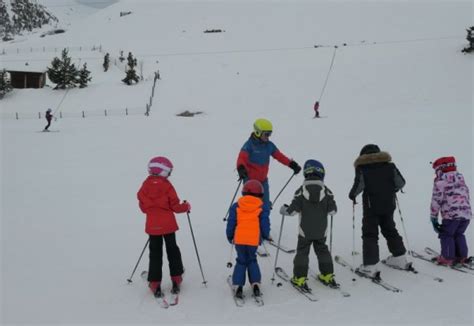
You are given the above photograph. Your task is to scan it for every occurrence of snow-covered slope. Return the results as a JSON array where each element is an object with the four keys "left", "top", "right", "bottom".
[{"left": 1, "top": 1, "right": 473, "bottom": 325}]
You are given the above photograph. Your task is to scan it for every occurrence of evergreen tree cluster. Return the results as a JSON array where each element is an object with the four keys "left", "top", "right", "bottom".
[
  {"left": 122, "top": 52, "right": 139, "bottom": 85},
  {"left": 0, "top": 0, "right": 58, "bottom": 41},
  {"left": 103, "top": 53, "right": 110, "bottom": 72},
  {"left": 47, "top": 49, "right": 91, "bottom": 89},
  {"left": 0, "top": 69, "right": 13, "bottom": 99},
  {"left": 462, "top": 26, "right": 474, "bottom": 54}
]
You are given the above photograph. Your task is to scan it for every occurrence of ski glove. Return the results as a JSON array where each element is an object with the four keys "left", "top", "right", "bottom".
[
  {"left": 289, "top": 161, "right": 301, "bottom": 174},
  {"left": 183, "top": 200, "right": 191, "bottom": 213},
  {"left": 348, "top": 194, "right": 357, "bottom": 204},
  {"left": 279, "top": 204, "right": 289, "bottom": 216},
  {"left": 264, "top": 236, "right": 273, "bottom": 242},
  {"left": 431, "top": 216, "right": 440, "bottom": 233},
  {"left": 227, "top": 236, "right": 233, "bottom": 244},
  {"left": 237, "top": 165, "right": 248, "bottom": 181}
]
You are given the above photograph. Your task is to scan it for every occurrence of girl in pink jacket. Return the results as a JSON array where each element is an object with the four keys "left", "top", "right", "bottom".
[{"left": 430, "top": 156, "right": 472, "bottom": 265}]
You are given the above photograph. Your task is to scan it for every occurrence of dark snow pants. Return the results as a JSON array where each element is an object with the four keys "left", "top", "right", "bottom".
[
  {"left": 147, "top": 233, "right": 184, "bottom": 282},
  {"left": 362, "top": 211, "right": 406, "bottom": 265},
  {"left": 439, "top": 218, "right": 470, "bottom": 260},
  {"left": 293, "top": 236, "right": 334, "bottom": 277},
  {"left": 44, "top": 119, "right": 51, "bottom": 130}
]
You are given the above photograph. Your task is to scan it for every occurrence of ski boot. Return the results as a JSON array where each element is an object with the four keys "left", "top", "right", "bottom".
[
  {"left": 171, "top": 275, "right": 182, "bottom": 294},
  {"left": 235, "top": 286, "right": 244, "bottom": 299},
  {"left": 356, "top": 264, "right": 381, "bottom": 279},
  {"left": 318, "top": 273, "right": 340, "bottom": 288},
  {"left": 149, "top": 281, "right": 163, "bottom": 298},
  {"left": 384, "top": 254, "right": 413, "bottom": 270},
  {"left": 431, "top": 255, "right": 454, "bottom": 266},
  {"left": 252, "top": 283, "right": 261, "bottom": 297},
  {"left": 291, "top": 276, "right": 311, "bottom": 293},
  {"left": 457, "top": 256, "right": 473, "bottom": 266}
]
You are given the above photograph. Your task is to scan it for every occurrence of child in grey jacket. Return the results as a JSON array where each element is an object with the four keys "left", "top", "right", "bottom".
[{"left": 280, "top": 159, "right": 338, "bottom": 291}]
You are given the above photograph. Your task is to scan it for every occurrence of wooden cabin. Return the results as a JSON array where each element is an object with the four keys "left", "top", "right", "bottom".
[{"left": 7, "top": 70, "right": 47, "bottom": 89}]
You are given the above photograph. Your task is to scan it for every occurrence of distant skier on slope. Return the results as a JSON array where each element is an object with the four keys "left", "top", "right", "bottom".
[
  {"left": 313, "top": 101, "right": 320, "bottom": 118},
  {"left": 430, "top": 156, "right": 472, "bottom": 266},
  {"left": 43, "top": 108, "right": 53, "bottom": 131}
]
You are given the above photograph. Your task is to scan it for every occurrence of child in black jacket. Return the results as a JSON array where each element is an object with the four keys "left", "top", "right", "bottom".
[{"left": 349, "top": 144, "right": 409, "bottom": 277}]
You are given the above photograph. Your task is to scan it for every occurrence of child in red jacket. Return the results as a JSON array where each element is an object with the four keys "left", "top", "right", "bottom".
[{"left": 137, "top": 156, "right": 191, "bottom": 298}]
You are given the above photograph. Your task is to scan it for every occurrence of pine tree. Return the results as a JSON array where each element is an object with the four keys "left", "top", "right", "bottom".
[
  {"left": 103, "top": 53, "right": 110, "bottom": 72},
  {"left": 122, "top": 52, "right": 139, "bottom": 85},
  {"left": 47, "top": 49, "right": 79, "bottom": 89},
  {"left": 0, "top": 1, "right": 14, "bottom": 41},
  {"left": 47, "top": 57, "right": 62, "bottom": 85},
  {"left": 7, "top": 0, "right": 57, "bottom": 38},
  {"left": 462, "top": 26, "right": 474, "bottom": 54},
  {"left": 0, "top": 69, "right": 13, "bottom": 99},
  {"left": 78, "top": 63, "right": 91, "bottom": 88},
  {"left": 467, "top": 27, "right": 474, "bottom": 49}
]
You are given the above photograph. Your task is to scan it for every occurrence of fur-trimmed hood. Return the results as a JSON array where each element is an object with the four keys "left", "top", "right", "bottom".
[{"left": 354, "top": 151, "right": 392, "bottom": 167}]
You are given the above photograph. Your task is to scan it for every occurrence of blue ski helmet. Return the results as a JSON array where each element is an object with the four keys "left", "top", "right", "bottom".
[{"left": 303, "top": 159, "right": 325, "bottom": 180}]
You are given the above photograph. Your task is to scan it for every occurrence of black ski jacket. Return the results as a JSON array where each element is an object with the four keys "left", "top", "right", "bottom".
[{"left": 349, "top": 151, "right": 405, "bottom": 214}]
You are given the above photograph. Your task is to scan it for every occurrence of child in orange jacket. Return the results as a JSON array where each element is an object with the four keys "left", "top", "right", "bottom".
[
  {"left": 137, "top": 156, "right": 191, "bottom": 298},
  {"left": 226, "top": 179, "right": 271, "bottom": 299}
]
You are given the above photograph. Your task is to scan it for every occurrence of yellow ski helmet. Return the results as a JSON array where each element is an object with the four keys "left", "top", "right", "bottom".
[{"left": 253, "top": 118, "right": 273, "bottom": 137}]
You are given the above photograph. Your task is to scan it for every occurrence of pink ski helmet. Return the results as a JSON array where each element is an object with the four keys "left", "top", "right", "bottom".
[{"left": 148, "top": 156, "right": 173, "bottom": 177}]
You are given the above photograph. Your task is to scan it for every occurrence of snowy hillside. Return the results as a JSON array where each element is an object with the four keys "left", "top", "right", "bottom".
[{"left": 1, "top": 0, "right": 473, "bottom": 325}]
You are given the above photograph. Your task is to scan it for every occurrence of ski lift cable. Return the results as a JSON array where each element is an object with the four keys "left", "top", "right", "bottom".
[{"left": 318, "top": 46, "right": 337, "bottom": 103}]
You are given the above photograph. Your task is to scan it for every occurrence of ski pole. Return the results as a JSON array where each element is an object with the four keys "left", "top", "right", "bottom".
[
  {"left": 126, "top": 238, "right": 149, "bottom": 283},
  {"left": 187, "top": 212, "right": 208, "bottom": 286},
  {"left": 395, "top": 195, "right": 412, "bottom": 256},
  {"left": 329, "top": 214, "right": 334, "bottom": 253},
  {"left": 223, "top": 179, "right": 242, "bottom": 222},
  {"left": 351, "top": 203, "right": 357, "bottom": 274},
  {"left": 226, "top": 242, "right": 234, "bottom": 268},
  {"left": 271, "top": 173, "right": 296, "bottom": 209},
  {"left": 271, "top": 213, "right": 286, "bottom": 284}
]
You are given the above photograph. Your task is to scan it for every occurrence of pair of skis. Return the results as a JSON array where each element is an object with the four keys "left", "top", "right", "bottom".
[
  {"left": 334, "top": 256, "right": 403, "bottom": 292},
  {"left": 227, "top": 276, "right": 264, "bottom": 307},
  {"left": 335, "top": 250, "right": 447, "bottom": 293},
  {"left": 274, "top": 267, "right": 319, "bottom": 301},
  {"left": 307, "top": 270, "right": 351, "bottom": 297},
  {"left": 411, "top": 247, "right": 474, "bottom": 275},
  {"left": 141, "top": 271, "right": 179, "bottom": 309},
  {"left": 274, "top": 267, "right": 352, "bottom": 300},
  {"left": 380, "top": 257, "right": 444, "bottom": 282}
]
